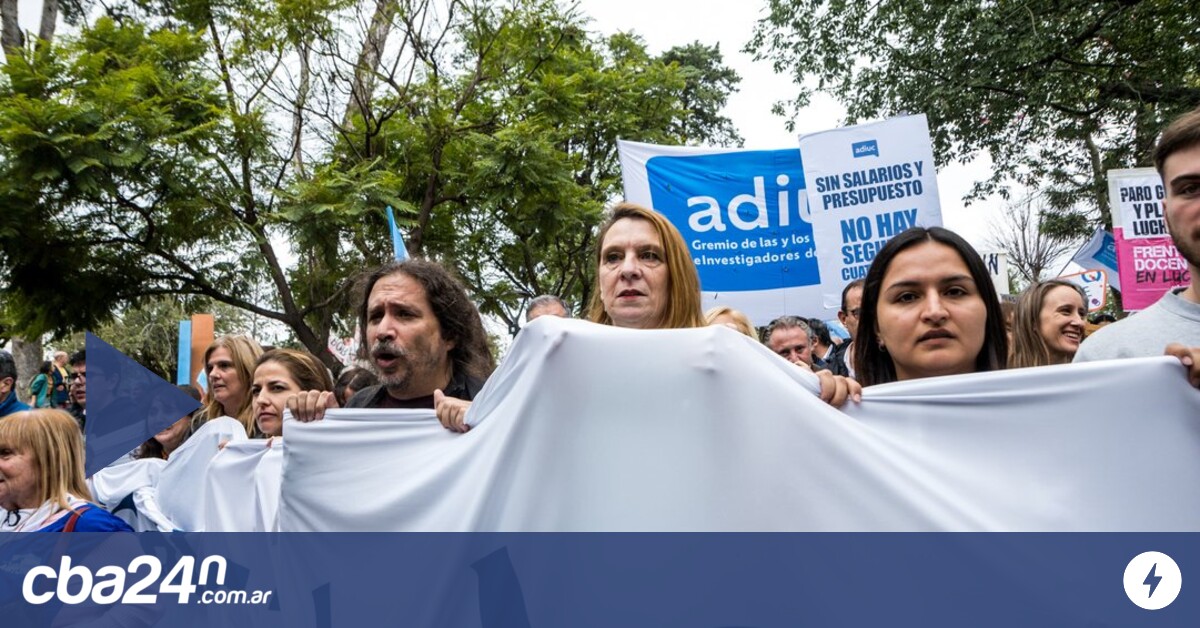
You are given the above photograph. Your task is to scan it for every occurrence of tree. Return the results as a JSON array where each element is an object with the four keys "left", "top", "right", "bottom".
[
  {"left": 660, "top": 41, "right": 742, "bottom": 147},
  {"left": 0, "top": 8, "right": 406, "bottom": 370},
  {"left": 0, "top": 0, "right": 742, "bottom": 362},
  {"left": 1, "top": 0, "right": 92, "bottom": 60},
  {"left": 414, "top": 27, "right": 744, "bottom": 332},
  {"left": 0, "top": 0, "right": 94, "bottom": 395},
  {"left": 988, "top": 194, "right": 1074, "bottom": 288},
  {"left": 283, "top": 0, "right": 742, "bottom": 335},
  {"left": 748, "top": 0, "right": 1200, "bottom": 235}
]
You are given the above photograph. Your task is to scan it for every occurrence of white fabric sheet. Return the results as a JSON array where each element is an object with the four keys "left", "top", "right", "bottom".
[
  {"left": 278, "top": 318, "right": 1200, "bottom": 532},
  {"left": 204, "top": 439, "right": 284, "bottom": 532},
  {"left": 154, "top": 416, "right": 247, "bottom": 531},
  {"left": 89, "top": 458, "right": 165, "bottom": 511},
  {"left": 88, "top": 457, "right": 176, "bottom": 531}
]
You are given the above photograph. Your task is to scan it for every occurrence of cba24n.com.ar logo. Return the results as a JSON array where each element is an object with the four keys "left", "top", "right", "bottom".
[{"left": 22, "top": 554, "right": 273, "bottom": 606}]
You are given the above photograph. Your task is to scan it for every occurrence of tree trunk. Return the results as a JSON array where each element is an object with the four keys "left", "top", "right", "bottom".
[
  {"left": 38, "top": 0, "right": 57, "bottom": 42},
  {"left": 292, "top": 38, "right": 310, "bottom": 176},
  {"left": 11, "top": 337, "right": 43, "bottom": 405},
  {"left": 1083, "top": 132, "right": 1111, "bottom": 229},
  {"left": 1, "top": 0, "right": 25, "bottom": 61},
  {"left": 342, "top": 0, "right": 397, "bottom": 130},
  {"left": 288, "top": 312, "right": 340, "bottom": 373}
]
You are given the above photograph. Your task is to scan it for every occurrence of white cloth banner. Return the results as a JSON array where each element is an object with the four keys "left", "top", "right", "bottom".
[
  {"left": 89, "top": 457, "right": 165, "bottom": 511},
  {"left": 88, "top": 458, "right": 177, "bottom": 531},
  {"left": 84, "top": 417, "right": 248, "bottom": 531},
  {"left": 278, "top": 317, "right": 1200, "bottom": 532},
  {"left": 154, "top": 416, "right": 247, "bottom": 531},
  {"left": 204, "top": 439, "right": 284, "bottom": 532},
  {"left": 798, "top": 114, "right": 943, "bottom": 308}
]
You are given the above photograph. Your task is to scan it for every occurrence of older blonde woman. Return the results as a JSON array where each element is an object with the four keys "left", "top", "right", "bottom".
[
  {"left": 704, "top": 306, "right": 757, "bottom": 339},
  {"left": 587, "top": 202, "right": 706, "bottom": 329},
  {"left": 0, "top": 409, "right": 133, "bottom": 532},
  {"left": 587, "top": 202, "right": 859, "bottom": 406},
  {"left": 199, "top": 335, "right": 264, "bottom": 437}
]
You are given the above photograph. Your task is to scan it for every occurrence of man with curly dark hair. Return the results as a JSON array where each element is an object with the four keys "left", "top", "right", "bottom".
[{"left": 288, "top": 259, "right": 495, "bottom": 428}]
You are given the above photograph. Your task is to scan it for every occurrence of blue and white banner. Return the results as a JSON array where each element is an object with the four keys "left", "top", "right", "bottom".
[
  {"left": 798, "top": 114, "right": 943, "bottom": 308},
  {"left": 176, "top": 320, "right": 192, "bottom": 386},
  {"left": 385, "top": 205, "right": 409, "bottom": 261},
  {"left": 1070, "top": 226, "right": 1121, "bottom": 291},
  {"left": 618, "top": 140, "right": 822, "bottom": 323}
]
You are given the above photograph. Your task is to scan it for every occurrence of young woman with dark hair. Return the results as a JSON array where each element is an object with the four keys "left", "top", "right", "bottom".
[{"left": 854, "top": 227, "right": 1008, "bottom": 386}]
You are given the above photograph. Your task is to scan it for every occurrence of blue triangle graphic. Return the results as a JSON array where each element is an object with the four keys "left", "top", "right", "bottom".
[{"left": 85, "top": 332, "right": 202, "bottom": 475}]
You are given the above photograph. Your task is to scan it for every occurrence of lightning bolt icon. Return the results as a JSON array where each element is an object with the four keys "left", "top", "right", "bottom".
[{"left": 1144, "top": 563, "right": 1162, "bottom": 598}]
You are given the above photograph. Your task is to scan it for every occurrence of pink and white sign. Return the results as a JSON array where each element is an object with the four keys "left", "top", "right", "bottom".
[{"left": 1107, "top": 168, "right": 1190, "bottom": 310}]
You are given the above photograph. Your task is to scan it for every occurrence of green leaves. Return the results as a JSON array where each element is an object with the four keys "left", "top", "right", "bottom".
[
  {"left": 276, "top": 160, "right": 412, "bottom": 223},
  {"left": 384, "top": 5, "right": 742, "bottom": 331},
  {"left": 0, "top": 18, "right": 229, "bottom": 337},
  {"left": 749, "top": 0, "right": 1200, "bottom": 228},
  {"left": 1, "top": 0, "right": 743, "bottom": 354}
]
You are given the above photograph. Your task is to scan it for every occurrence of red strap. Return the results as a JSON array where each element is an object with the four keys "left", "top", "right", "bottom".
[{"left": 63, "top": 505, "right": 90, "bottom": 532}]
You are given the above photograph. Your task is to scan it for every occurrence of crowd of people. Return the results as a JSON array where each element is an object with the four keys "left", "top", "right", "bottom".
[{"left": 1, "top": 107, "right": 1198, "bottom": 533}]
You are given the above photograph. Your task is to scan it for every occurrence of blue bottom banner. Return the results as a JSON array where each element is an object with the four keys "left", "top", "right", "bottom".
[{"left": 0, "top": 533, "right": 1193, "bottom": 627}]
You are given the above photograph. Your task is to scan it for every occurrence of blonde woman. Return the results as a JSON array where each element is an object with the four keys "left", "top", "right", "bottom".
[
  {"left": 585, "top": 202, "right": 858, "bottom": 407},
  {"left": 199, "top": 335, "right": 263, "bottom": 437},
  {"left": 587, "top": 202, "right": 706, "bottom": 329},
  {"left": 0, "top": 409, "right": 133, "bottom": 532},
  {"left": 1010, "top": 280, "right": 1088, "bottom": 368},
  {"left": 704, "top": 306, "right": 757, "bottom": 338}
]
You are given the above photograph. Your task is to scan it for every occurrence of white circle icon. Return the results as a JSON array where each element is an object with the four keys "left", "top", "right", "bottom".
[{"left": 1123, "top": 551, "right": 1181, "bottom": 610}]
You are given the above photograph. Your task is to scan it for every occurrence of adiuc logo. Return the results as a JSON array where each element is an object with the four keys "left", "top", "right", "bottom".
[
  {"left": 644, "top": 148, "right": 820, "bottom": 291},
  {"left": 852, "top": 139, "right": 879, "bottom": 159}
]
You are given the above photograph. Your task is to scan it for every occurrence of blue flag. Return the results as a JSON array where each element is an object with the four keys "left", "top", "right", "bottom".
[
  {"left": 385, "top": 206, "right": 409, "bottom": 261},
  {"left": 1069, "top": 227, "right": 1120, "bottom": 291}
]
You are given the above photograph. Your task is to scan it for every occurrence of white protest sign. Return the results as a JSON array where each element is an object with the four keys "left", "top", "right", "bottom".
[
  {"left": 798, "top": 114, "right": 943, "bottom": 308},
  {"left": 327, "top": 336, "right": 359, "bottom": 367},
  {"left": 1059, "top": 270, "right": 1109, "bottom": 312},
  {"left": 979, "top": 250, "right": 1009, "bottom": 296}
]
